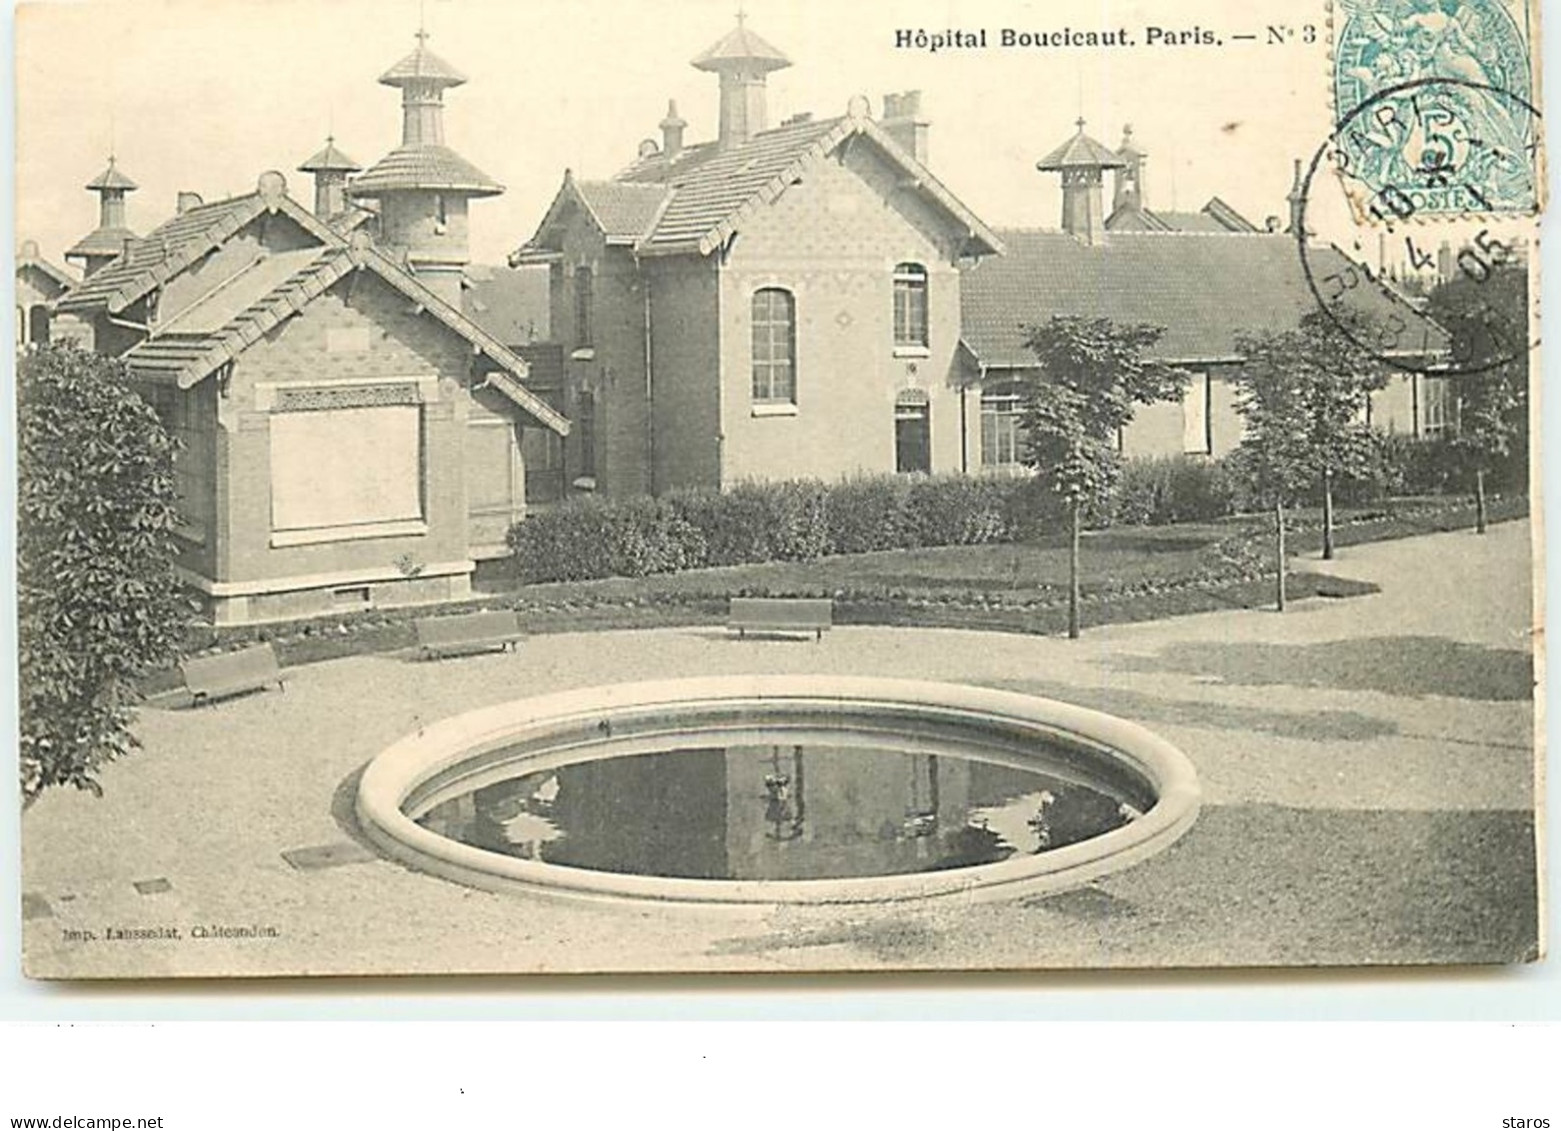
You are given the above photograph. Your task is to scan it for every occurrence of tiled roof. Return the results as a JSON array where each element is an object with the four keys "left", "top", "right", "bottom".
[
  {"left": 462, "top": 262, "right": 550, "bottom": 345},
  {"left": 603, "top": 113, "right": 1001, "bottom": 258},
  {"left": 1037, "top": 123, "right": 1126, "bottom": 170},
  {"left": 66, "top": 226, "right": 139, "bottom": 261},
  {"left": 86, "top": 158, "right": 138, "bottom": 192},
  {"left": 17, "top": 249, "right": 76, "bottom": 291},
  {"left": 299, "top": 137, "right": 361, "bottom": 173},
  {"left": 378, "top": 43, "right": 466, "bottom": 87},
  {"left": 122, "top": 245, "right": 567, "bottom": 436},
  {"left": 960, "top": 229, "right": 1446, "bottom": 368},
  {"left": 575, "top": 181, "right": 671, "bottom": 243},
  {"left": 690, "top": 22, "right": 791, "bottom": 72},
  {"left": 348, "top": 144, "right": 502, "bottom": 196},
  {"left": 158, "top": 247, "right": 329, "bottom": 334},
  {"left": 1109, "top": 199, "right": 1260, "bottom": 235},
  {"left": 57, "top": 188, "right": 341, "bottom": 315}
]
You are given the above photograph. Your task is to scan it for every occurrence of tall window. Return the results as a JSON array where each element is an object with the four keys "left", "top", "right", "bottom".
[
  {"left": 980, "top": 384, "right": 1023, "bottom": 468},
  {"left": 1182, "top": 372, "right": 1212, "bottom": 455},
  {"left": 575, "top": 390, "right": 596, "bottom": 482},
  {"left": 27, "top": 305, "right": 50, "bottom": 346},
  {"left": 751, "top": 288, "right": 796, "bottom": 404},
  {"left": 573, "top": 266, "right": 593, "bottom": 350},
  {"left": 893, "top": 262, "right": 928, "bottom": 349},
  {"left": 895, "top": 392, "right": 931, "bottom": 474},
  {"left": 1422, "top": 376, "right": 1456, "bottom": 437}
]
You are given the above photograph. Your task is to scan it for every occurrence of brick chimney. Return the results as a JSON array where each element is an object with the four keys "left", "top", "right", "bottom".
[
  {"left": 881, "top": 90, "right": 929, "bottom": 164},
  {"left": 660, "top": 99, "right": 687, "bottom": 160}
]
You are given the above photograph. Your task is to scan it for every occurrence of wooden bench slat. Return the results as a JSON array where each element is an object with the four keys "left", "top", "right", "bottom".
[
  {"left": 728, "top": 597, "right": 833, "bottom": 640},
  {"left": 181, "top": 643, "right": 285, "bottom": 705},
  {"left": 415, "top": 610, "right": 526, "bottom": 659}
]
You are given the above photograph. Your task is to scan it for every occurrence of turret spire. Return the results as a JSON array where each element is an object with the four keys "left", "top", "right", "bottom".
[
  {"left": 692, "top": 16, "right": 791, "bottom": 148},
  {"left": 1037, "top": 118, "right": 1124, "bottom": 246},
  {"left": 67, "top": 155, "right": 140, "bottom": 277}
]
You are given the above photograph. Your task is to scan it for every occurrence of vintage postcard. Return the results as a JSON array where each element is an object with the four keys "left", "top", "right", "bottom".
[{"left": 13, "top": 0, "right": 1545, "bottom": 977}]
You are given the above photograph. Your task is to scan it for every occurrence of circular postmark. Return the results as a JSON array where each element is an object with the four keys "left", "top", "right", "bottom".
[{"left": 1296, "top": 76, "right": 1539, "bottom": 376}]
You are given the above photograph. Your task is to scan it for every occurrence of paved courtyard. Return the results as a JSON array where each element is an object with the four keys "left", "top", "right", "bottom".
[{"left": 22, "top": 521, "right": 1541, "bottom": 977}]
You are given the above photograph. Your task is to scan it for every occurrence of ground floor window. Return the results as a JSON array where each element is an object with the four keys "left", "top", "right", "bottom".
[
  {"left": 895, "top": 392, "right": 931, "bottom": 474},
  {"left": 1182, "top": 371, "right": 1212, "bottom": 455},
  {"left": 270, "top": 405, "right": 423, "bottom": 534},
  {"left": 574, "top": 390, "right": 596, "bottom": 486},
  {"left": 1421, "top": 376, "right": 1457, "bottom": 437},
  {"left": 980, "top": 385, "right": 1023, "bottom": 468}
]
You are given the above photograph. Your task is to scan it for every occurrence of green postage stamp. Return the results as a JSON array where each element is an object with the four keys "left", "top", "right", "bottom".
[{"left": 1331, "top": 0, "right": 1542, "bottom": 220}]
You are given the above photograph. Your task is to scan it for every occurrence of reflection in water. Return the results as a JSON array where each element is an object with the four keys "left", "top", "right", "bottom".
[{"left": 416, "top": 739, "right": 1136, "bottom": 883}]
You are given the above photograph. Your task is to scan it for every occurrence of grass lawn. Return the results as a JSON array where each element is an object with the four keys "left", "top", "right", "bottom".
[{"left": 159, "top": 493, "right": 1525, "bottom": 679}]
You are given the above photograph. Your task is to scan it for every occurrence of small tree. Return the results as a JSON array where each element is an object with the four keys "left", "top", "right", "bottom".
[
  {"left": 1017, "top": 316, "right": 1186, "bottom": 638},
  {"left": 18, "top": 343, "right": 190, "bottom": 808},
  {"left": 1229, "top": 309, "right": 1391, "bottom": 607},
  {"left": 1426, "top": 261, "right": 1530, "bottom": 533}
]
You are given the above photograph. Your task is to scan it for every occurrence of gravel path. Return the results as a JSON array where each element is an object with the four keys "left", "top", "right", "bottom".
[{"left": 21, "top": 520, "right": 1540, "bottom": 976}]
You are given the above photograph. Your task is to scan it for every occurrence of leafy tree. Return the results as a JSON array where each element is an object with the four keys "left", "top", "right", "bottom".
[
  {"left": 1017, "top": 316, "right": 1186, "bottom": 638},
  {"left": 1228, "top": 309, "right": 1392, "bottom": 609},
  {"left": 1426, "top": 255, "right": 1530, "bottom": 533},
  {"left": 18, "top": 343, "right": 190, "bottom": 808}
]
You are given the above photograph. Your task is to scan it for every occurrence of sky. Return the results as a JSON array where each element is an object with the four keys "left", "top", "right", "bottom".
[{"left": 14, "top": 0, "right": 1407, "bottom": 272}]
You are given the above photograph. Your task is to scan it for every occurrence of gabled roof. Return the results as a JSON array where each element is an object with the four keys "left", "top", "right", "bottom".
[
  {"left": 513, "top": 175, "right": 671, "bottom": 258},
  {"left": 690, "top": 21, "right": 791, "bottom": 73},
  {"left": 57, "top": 184, "right": 344, "bottom": 315},
  {"left": 1107, "top": 196, "right": 1261, "bottom": 234},
  {"left": 562, "top": 111, "right": 1001, "bottom": 260},
  {"left": 122, "top": 244, "right": 568, "bottom": 435},
  {"left": 16, "top": 244, "right": 75, "bottom": 292},
  {"left": 1037, "top": 121, "right": 1126, "bottom": 171},
  {"left": 960, "top": 229, "right": 1446, "bottom": 369},
  {"left": 347, "top": 144, "right": 503, "bottom": 197}
]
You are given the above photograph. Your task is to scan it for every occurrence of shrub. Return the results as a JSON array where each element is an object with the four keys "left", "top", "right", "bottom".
[
  {"left": 1097, "top": 456, "right": 1238, "bottom": 526},
  {"left": 18, "top": 344, "right": 191, "bottom": 806},
  {"left": 1377, "top": 433, "right": 1457, "bottom": 497},
  {"left": 824, "top": 476, "right": 915, "bottom": 554},
  {"left": 510, "top": 494, "right": 699, "bottom": 582},
  {"left": 905, "top": 475, "right": 1017, "bottom": 545}
]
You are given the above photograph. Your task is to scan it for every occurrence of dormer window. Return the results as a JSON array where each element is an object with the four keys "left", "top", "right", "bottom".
[{"left": 893, "top": 262, "right": 928, "bottom": 350}]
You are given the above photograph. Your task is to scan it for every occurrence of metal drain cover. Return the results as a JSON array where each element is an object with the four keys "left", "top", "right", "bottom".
[{"left": 282, "top": 842, "right": 377, "bottom": 871}]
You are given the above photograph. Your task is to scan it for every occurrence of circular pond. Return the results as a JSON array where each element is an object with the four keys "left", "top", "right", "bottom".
[{"left": 356, "top": 677, "right": 1201, "bottom": 905}]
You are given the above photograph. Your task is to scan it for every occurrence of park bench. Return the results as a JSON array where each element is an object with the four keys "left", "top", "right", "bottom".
[
  {"left": 728, "top": 597, "right": 833, "bottom": 641},
  {"left": 182, "top": 643, "right": 286, "bottom": 707},
  {"left": 415, "top": 609, "right": 526, "bottom": 660}
]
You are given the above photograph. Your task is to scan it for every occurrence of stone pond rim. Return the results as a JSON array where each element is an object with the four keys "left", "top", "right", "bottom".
[{"left": 355, "top": 676, "right": 1203, "bottom": 906}]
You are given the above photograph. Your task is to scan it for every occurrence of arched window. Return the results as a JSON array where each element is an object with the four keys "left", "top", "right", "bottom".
[
  {"left": 28, "top": 305, "right": 51, "bottom": 347},
  {"left": 751, "top": 288, "right": 796, "bottom": 404},
  {"left": 893, "top": 262, "right": 928, "bottom": 349}
]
